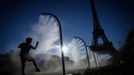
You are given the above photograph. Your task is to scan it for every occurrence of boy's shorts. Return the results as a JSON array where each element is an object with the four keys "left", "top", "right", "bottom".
[{"left": 20, "top": 53, "right": 33, "bottom": 63}]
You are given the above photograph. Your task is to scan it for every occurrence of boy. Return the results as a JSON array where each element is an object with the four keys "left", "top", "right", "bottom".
[{"left": 18, "top": 37, "right": 40, "bottom": 75}]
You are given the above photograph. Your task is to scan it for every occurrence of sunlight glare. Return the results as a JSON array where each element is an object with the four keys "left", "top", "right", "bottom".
[{"left": 62, "top": 45, "right": 69, "bottom": 54}]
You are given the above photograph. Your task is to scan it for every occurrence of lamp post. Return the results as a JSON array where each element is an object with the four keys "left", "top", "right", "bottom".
[
  {"left": 73, "top": 36, "right": 90, "bottom": 68},
  {"left": 41, "top": 13, "right": 66, "bottom": 75}
]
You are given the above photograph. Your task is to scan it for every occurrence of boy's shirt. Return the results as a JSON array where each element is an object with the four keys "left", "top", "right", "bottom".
[{"left": 18, "top": 42, "right": 34, "bottom": 54}]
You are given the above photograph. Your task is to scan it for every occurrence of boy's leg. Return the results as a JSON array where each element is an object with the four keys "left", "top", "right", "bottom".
[
  {"left": 21, "top": 57, "right": 26, "bottom": 75},
  {"left": 32, "top": 59, "right": 40, "bottom": 72},
  {"left": 27, "top": 55, "right": 40, "bottom": 72},
  {"left": 22, "top": 62, "right": 26, "bottom": 75}
]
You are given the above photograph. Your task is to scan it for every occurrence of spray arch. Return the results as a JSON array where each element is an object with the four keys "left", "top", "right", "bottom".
[
  {"left": 72, "top": 36, "right": 90, "bottom": 68},
  {"left": 41, "top": 13, "right": 66, "bottom": 75}
]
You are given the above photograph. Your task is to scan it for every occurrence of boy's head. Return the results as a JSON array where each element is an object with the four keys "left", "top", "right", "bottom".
[{"left": 26, "top": 37, "right": 32, "bottom": 44}]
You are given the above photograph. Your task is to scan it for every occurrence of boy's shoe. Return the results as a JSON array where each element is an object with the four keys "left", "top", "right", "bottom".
[
  {"left": 35, "top": 68, "right": 40, "bottom": 72},
  {"left": 22, "top": 73, "right": 25, "bottom": 75}
]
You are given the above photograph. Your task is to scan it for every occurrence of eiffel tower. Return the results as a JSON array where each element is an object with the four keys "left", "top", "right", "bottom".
[{"left": 89, "top": 0, "right": 118, "bottom": 57}]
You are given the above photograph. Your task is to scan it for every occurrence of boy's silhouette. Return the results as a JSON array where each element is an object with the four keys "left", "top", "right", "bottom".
[{"left": 18, "top": 37, "right": 40, "bottom": 75}]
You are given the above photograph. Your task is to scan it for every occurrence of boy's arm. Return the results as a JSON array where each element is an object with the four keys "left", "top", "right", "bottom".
[{"left": 32, "top": 41, "right": 39, "bottom": 49}]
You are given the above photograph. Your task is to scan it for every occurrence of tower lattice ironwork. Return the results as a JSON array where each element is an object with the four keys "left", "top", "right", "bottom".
[{"left": 89, "top": 0, "right": 118, "bottom": 57}]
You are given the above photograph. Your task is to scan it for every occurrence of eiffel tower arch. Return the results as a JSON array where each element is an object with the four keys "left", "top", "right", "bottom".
[{"left": 89, "top": 0, "right": 118, "bottom": 57}]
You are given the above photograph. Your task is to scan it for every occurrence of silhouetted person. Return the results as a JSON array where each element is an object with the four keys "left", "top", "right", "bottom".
[{"left": 18, "top": 37, "right": 40, "bottom": 75}]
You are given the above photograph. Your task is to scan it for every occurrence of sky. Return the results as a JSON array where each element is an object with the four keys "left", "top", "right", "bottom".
[{"left": 0, "top": 0, "right": 134, "bottom": 54}]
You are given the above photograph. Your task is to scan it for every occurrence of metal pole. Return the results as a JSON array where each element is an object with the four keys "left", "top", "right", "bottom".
[
  {"left": 93, "top": 52, "right": 98, "bottom": 67},
  {"left": 96, "top": 53, "right": 100, "bottom": 66},
  {"left": 41, "top": 13, "right": 66, "bottom": 75},
  {"left": 74, "top": 36, "right": 90, "bottom": 68}
]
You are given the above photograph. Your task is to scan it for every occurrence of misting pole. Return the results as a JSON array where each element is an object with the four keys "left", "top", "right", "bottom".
[
  {"left": 41, "top": 13, "right": 66, "bottom": 75},
  {"left": 74, "top": 36, "right": 90, "bottom": 68}
]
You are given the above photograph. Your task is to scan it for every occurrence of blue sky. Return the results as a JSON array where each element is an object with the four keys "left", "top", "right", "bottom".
[{"left": 0, "top": 0, "right": 134, "bottom": 53}]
